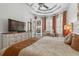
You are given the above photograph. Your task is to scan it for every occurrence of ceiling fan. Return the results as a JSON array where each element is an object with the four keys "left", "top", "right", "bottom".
[
  {"left": 27, "top": 3, "right": 58, "bottom": 11},
  {"left": 38, "top": 3, "right": 49, "bottom": 10}
]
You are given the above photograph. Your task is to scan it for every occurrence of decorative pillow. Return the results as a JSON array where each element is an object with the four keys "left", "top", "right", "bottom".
[
  {"left": 71, "top": 34, "right": 79, "bottom": 51},
  {"left": 64, "top": 33, "right": 73, "bottom": 45}
]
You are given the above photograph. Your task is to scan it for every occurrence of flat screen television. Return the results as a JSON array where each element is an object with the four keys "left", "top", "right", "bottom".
[{"left": 8, "top": 19, "right": 26, "bottom": 32}]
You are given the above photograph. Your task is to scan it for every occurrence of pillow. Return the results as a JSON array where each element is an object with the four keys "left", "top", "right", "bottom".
[
  {"left": 64, "top": 33, "right": 73, "bottom": 45},
  {"left": 71, "top": 34, "right": 79, "bottom": 51}
]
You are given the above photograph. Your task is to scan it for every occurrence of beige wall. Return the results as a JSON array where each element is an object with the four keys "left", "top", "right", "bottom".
[
  {"left": 0, "top": 3, "right": 34, "bottom": 50},
  {"left": 0, "top": 3, "right": 34, "bottom": 33},
  {"left": 67, "top": 3, "right": 77, "bottom": 23}
]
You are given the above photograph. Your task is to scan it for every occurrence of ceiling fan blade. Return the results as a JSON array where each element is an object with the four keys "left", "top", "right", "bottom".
[
  {"left": 38, "top": 3, "right": 49, "bottom": 10},
  {"left": 43, "top": 4, "right": 49, "bottom": 9},
  {"left": 38, "top": 3, "right": 44, "bottom": 10},
  {"left": 30, "top": 3, "right": 34, "bottom": 6}
]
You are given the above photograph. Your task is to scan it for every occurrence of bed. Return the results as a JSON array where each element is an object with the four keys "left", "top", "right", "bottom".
[{"left": 0, "top": 36, "right": 79, "bottom": 56}]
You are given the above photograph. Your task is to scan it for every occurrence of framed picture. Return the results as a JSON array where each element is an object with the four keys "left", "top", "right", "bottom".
[
  {"left": 37, "top": 27, "right": 41, "bottom": 33},
  {"left": 28, "top": 22, "right": 32, "bottom": 31},
  {"left": 37, "top": 20, "right": 41, "bottom": 26}
]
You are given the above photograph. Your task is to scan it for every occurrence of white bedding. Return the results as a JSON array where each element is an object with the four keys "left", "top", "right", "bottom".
[{"left": 18, "top": 36, "right": 79, "bottom": 56}]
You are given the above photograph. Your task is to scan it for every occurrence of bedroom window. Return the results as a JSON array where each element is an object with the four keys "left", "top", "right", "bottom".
[{"left": 56, "top": 14, "right": 63, "bottom": 36}]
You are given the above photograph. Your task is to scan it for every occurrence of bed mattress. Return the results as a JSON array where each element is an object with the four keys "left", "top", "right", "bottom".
[
  {"left": 0, "top": 36, "right": 79, "bottom": 56},
  {"left": 19, "top": 36, "right": 79, "bottom": 56}
]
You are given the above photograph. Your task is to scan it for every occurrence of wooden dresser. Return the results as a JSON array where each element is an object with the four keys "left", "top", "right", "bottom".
[{"left": 2, "top": 32, "right": 32, "bottom": 49}]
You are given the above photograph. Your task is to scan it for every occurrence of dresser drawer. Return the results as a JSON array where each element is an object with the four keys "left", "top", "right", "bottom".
[
  {"left": 2, "top": 32, "right": 29, "bottom": 48},
  {"left": 9, "top": 39, "right": 17, "bottom": 45}
]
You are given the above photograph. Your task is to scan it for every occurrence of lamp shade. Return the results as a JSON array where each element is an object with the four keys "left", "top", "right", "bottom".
[{"left": 64, "top": 24, "right": 72, "bottom": 36}]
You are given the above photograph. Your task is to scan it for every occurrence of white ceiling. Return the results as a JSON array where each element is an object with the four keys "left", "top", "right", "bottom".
[{"left": 26, "top": 3, "right": 69, "bottom": 16}]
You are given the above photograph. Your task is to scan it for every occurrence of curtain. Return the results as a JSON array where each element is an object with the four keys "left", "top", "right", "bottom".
[
  {"left": 52, "top": 16, "right": 56, "bottom": 33},
  {"left": 42, "top": 16, "right": 46, "bottom": 32},
  {"left": 63, "top": 11, "right": 67, "bottom": 36}
]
